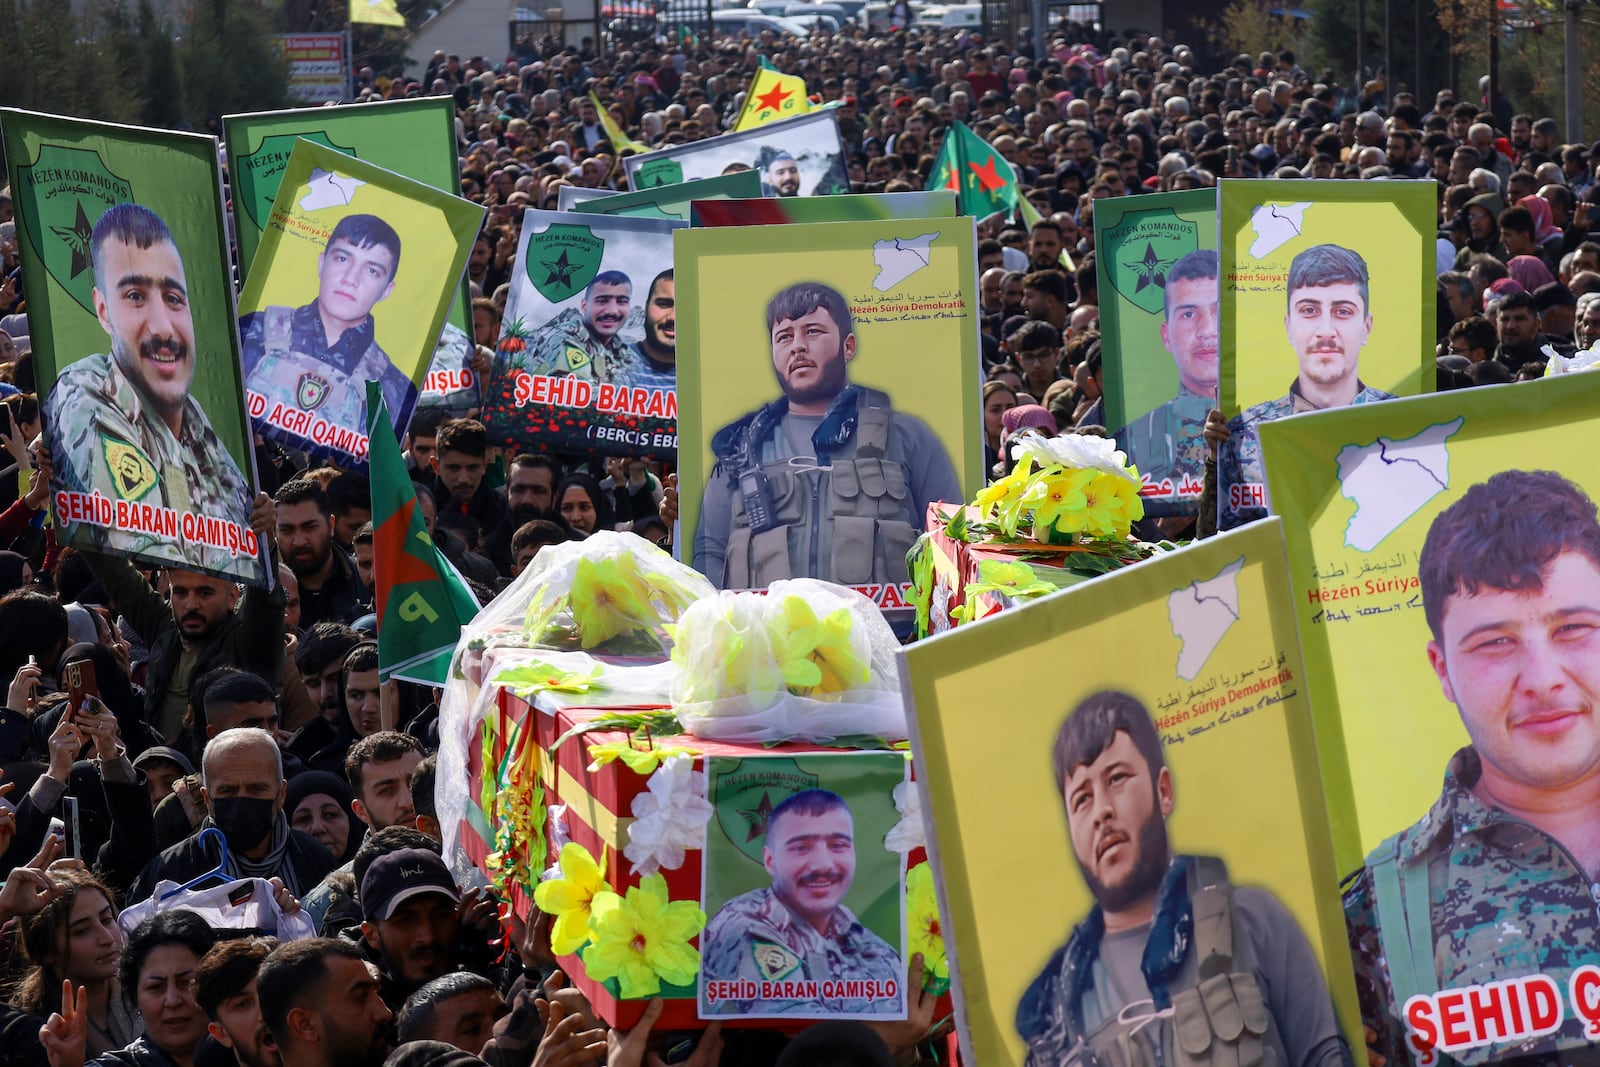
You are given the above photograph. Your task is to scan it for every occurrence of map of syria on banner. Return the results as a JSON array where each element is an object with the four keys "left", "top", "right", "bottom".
[
  {"left": 222, "top": 98, "right": 481, "bottom": 417},
  {"left": 1260, "top": 372, "right": 1600, "bottom": 1066},
  {"left": 674, "top": 216, "right": 983, "bottom": 605},
  {"left": 1214, "top": 179, "right": 1435, "bottom": 532},
  {"left": 901, "top": 519, "right": 1360, "bottom": 1067},
  {"left": 234, "top": 137, "right": 483, "bottom": 470}
]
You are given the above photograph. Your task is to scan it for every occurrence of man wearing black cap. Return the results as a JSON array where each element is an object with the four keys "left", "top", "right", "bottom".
[
  {"left": 1535, "top": 281, "right": 1578, "bottom": 342},
  {"left": 360, "top": 847, "right": 463, "bottom": 1009}
]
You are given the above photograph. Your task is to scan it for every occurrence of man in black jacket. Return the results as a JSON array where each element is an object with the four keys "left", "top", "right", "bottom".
[
  {"left": 275, "top": 479, "right": 369, "bottom": 630},
  {"left": 85, "top": 490, "right": 285, "bottom": 744},
  {"left": 128, "top": 727, "right": 335, "bottom": 903}
]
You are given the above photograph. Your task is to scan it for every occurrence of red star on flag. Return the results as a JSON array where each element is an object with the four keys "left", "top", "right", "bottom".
[
  {"left": 941, "top": 165, "right": 960, "bottom": 192},
  {"left": 756, "top": 84, "right": 792, "bottom": 112},
  {"left": 968, "top": 155, "right": 1006, "bottom": 192}
]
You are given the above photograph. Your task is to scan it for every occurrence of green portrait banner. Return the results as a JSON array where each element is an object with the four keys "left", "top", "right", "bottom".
[
  {"left": 1259, "top": 373, "right": 1600, "bottom": 1066},
  {"left": 675, "top": 218, "right": 983, "bottom": 611},
  {"left": 1215, "top": 179, "right": 1435, "bottom": 532},
  {"left": 690, "top": 191, "right": 959, "bottom": 227},
  {"left": 698, "top": 752, "right": 908, "bottom": 1020},
  {"left": 235, "top": 137, "right": 483, "bottom": 471},
  {"left": 902, "top": 519, "right": 1358, "bottom": 1067},
  {"left": 1094, "top": 189, "right": 1217, "bottom": 517},
  {"left": 481, "top": 210, "right": 679, "bottom": 460},
  {"left": 1, "top": 108, "right": 267, "bottom": 586},
  {"left": 223, "top": 98, "right": 481, "bottom": 416},
  {"left": 564, "top": 171, "right": 763, "bottom": 220},
  {"left": 622, "top": 110, "right": 850, "bottom": 196}
]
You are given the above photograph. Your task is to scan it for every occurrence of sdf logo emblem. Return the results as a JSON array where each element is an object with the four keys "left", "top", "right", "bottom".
[
  {"left": 1106, "top": 207, "right": 1200, "bottom": 316},
  {"left": 18, "top": 145, "right": 135, "bottom": 315}
]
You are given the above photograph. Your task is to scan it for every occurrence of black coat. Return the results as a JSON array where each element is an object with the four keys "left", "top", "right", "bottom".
[{"left": 126, "top": 822, "right": 335, "bottom": 904}]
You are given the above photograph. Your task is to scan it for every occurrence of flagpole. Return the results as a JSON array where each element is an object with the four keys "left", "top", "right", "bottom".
[{"left": 345, "top": 21, "right": 354, "bottom": 100}]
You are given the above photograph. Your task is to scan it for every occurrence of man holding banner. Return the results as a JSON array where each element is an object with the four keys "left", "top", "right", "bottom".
[
  {"left": 1345, "top": 470, "right": 1600, "bottom": 1063},
  {"left": 239, "top": 213, "right": 415, "bottom": 433},
  {"left": 1219, "top": 244, "right": 1394, "bottom": 530},
  {"left": 1018, "top": 690, "right": 1348, "bottom": 1067},
  {"left": 45, "top": 203, "right": 254, "bottom": 574}
]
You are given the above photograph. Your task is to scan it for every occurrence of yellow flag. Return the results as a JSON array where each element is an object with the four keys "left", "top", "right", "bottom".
[
  {"left": 733, "top": 67, "right": 811, "bottom": 132},
  {"left": 588, "top": 92, "right": 651, "bottom": 155},
  {"left": 349, "top": 0, "right": 406, "bottom": 26}
]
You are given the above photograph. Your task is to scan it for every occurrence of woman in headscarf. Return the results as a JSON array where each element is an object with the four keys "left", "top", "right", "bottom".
[
  {"left": 286, "top": 770, "right": 359, "bottom": 864},
  {"left": 0, "top": 550, "right": 30, "bottom": 594},
  {"left": 1519, "top": 194, "right": 1565, "bottom": 270},
  {"left": 1507, "top": 254, "right": 1556, "bottom": 294},
  {"left": 554, "top": 471, "right": 615, "bottom": 536}
]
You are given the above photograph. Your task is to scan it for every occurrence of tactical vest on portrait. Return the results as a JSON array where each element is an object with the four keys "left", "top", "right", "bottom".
[
  {"left": 251, "top": 306, "right": 372, "bottom": 426},
  {"left": 720, "top": 388, "right": 918, "bottom": 588},
  {"left": 1056, "top": 858, "right": 1278, "bottom": 1067}
]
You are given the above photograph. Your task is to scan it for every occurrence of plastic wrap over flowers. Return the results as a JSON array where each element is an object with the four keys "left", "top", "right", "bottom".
[
  {"left": 1544, "top": 340, "right": 1600, "bottom": 375},
  {"left": 668, "top": 578, "right": 906, "bottom": 742},
  {"left": 513, "top": 531, "right": 714, "bottom": 655}
]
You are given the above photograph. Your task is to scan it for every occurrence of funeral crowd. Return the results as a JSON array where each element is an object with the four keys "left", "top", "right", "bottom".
[{"left": 0, "top": 7, "right": 1590, "bottom": 1067}]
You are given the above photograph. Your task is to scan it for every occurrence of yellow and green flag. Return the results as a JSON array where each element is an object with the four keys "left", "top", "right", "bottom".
[
  {"left": 733, "top": 65, "right": 811, "bottom": 132},
  {"left": 588, "top": 92, "right": 650, "bottom": 155},
  {"left": 366, "top": 380, "right": 480, "bottom": 685},
  {"left": 350, "top": 0, "right": 406, "bottom": 26}
]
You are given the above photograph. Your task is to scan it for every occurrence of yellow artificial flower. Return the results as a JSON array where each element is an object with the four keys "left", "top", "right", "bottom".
[
  {"left": 1098, "top": 471, "right": 1146, "bottom": 536},
  {"left": 583, "top": 873, "right": 706, "bottom": 998},
  {"left": 906, "top": 862, "right": 950, "bottom": 985},
  {"left": 1022, "top": 468, "right": 1096, "bottom": 535},
  {"left": 585, "top": 741, "right": 700, "bottom": 776},
  {"left": 533, "top": 843, "right": 611, "bottom": 955},
  {"left": 570, "top": 554, "right": 656, "bottom": 646},
  {"left": 974, "top": 475, "right": 1023, "bottom": 519},
  {"left": 773, "top": 596, "right": 869, "bottom": 696}
]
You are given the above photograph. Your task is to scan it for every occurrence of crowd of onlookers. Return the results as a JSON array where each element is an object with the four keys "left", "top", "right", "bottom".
[{"left": 0, "top": 7, "right": 1594, "bottom": 1065}]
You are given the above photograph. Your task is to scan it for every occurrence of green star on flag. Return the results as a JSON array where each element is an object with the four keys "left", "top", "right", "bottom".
[{"left": 365, "top": 380, "right": 481, "bottom": 685}]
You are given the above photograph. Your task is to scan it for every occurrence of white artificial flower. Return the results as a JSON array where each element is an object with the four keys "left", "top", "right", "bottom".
[
  {"left": 1010, "top": 433, "right": 1138, "bottom": 484},
  {"left": 884, "top": 779, "right": 927, "bottom": 853},
  {"left": 623, "top": 754, "right": 713, "bottom": 876}
]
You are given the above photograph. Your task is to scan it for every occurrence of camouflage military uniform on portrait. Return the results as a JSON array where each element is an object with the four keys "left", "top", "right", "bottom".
[
  {"left": 521, "top": 307, "right": 639, "bottom": 383},
  {"left": 1017, "top": 855, "right": 1350, "bottom": 1067},
  {"left": 239, "top": 302, "right": 415, "bottom": 430},
  {"left": 1344, "top": 746, "right": 1600, "bottom": 1067},
  {"left": 45, "top": 352, "right": 253, "bottom": 575},
  {"left": 700, "top": 886, "right": 905, "bottom": 1016},
  {"left": 1117, "top": 387, "right": 1211, "bottom": 514},
  {"left": 1218, "top": 379, "right": 1394, "bottom": 530}
]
